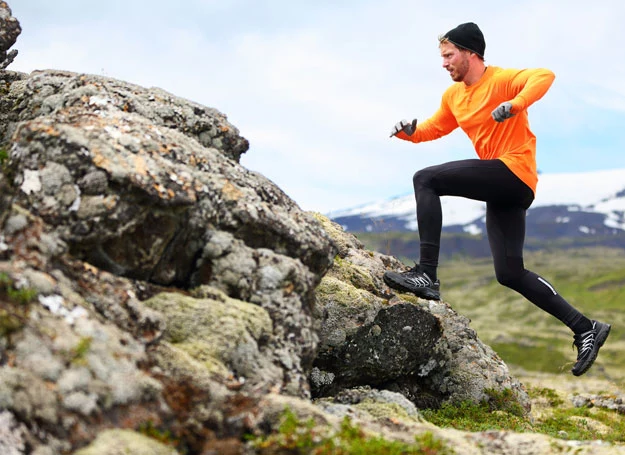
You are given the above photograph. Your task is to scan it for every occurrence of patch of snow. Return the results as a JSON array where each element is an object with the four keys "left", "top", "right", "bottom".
[{"left": 463, "top": 224, "right": 483, "bottom": 235}]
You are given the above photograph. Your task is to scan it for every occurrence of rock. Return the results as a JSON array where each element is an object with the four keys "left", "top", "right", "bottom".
[
  {"left": 74, "top": 429, "right": 179, "bottom": 455},
  {"left": 3, "top": 68, "right": 337, "bottom": 399},
  {"left": 312, "top": 214, "right": 530, "bottom": 411},
  {"left": 0, "top": 411, "right": 26, "bottom": 455},
  {"left": 143, "top": 288, "right": 283, "bottom": 390},
  {"left": 0, "top": 2, "right": 20, "bottom": 69}
]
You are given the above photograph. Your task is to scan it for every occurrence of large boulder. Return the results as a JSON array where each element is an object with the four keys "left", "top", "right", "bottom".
[
  {"left": 0, "top": 67, "right": 337, "bottom": 453},
  {"left": 311, "top": 215, "right": 530, "bottom": 411},
  {"left": 5, "top": 69, "right": 337, "bottom": 402}
]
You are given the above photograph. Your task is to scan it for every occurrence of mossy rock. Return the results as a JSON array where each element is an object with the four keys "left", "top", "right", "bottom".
[
  {"left": 143, "top": 287, "right": 272, "bottom": 377},
  {"left": 74, "top": 429, "right": 178, "bottom": 455}
]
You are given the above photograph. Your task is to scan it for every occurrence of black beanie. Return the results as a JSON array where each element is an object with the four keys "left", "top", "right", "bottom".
[{"left": 441, "top": 22, "right": 485, "bottom": 58}]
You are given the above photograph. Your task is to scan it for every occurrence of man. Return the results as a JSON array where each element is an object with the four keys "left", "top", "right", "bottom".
[{"left": 383, "top": 22, "right": 610, "bottom": 376}]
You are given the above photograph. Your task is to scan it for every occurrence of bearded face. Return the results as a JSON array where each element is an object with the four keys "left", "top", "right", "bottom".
[{"left": 440, "top": 41, "right": 470, "bottom": 82}]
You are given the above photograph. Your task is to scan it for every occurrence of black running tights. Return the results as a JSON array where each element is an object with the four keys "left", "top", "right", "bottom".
[{"left": 413, "top": 158, "right": 587, "bottom": 332}]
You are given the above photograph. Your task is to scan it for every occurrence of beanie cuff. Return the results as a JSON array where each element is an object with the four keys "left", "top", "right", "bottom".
[{"left": 444, "top": 38, "right": 484, "bottom": 58}]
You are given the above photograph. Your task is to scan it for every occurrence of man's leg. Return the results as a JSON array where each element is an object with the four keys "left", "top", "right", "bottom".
[
  {"left": 412, "top": 159, "right": 533, "bottom": 279},
  {"left": 485, "top": 203, "right": 588, "bottom": 328},
  {"left": 486, "top": 203, "right": 610, "bottom": 376},
  {"left": 384, "top": 158, "right": 531, "bottom": 300}
]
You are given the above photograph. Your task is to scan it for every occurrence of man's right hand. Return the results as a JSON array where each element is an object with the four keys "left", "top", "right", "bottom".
[{"left": 390, "top": 119, "right": 417, "bottom": 137}]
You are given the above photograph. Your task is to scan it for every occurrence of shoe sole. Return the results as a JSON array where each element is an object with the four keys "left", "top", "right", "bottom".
[
  {"left": 572, "top": 323, "right": 611, "bottom": 377},
  {"left": 383, "top": 274, "right": 441, "bottom": 301}
]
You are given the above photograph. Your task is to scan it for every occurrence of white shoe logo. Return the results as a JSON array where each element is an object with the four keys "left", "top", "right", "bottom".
[{"left": 406, "top": 276, "right": 430, "bottom": 287}]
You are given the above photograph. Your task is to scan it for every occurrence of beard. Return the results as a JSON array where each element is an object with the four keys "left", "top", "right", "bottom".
[{"left": 449, "top": 55, "right": 470, "bottom": 82}]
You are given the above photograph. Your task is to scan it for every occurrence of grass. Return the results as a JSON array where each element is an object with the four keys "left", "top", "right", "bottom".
[
  {"left": 489, "top": 342, "right": 571, "bottom": 374},
  {"left": 422, "top": 386, "right": 625, "bottom": 443},
  {"left": 250, "top": 408, "right": 454, "bottom": 454}
]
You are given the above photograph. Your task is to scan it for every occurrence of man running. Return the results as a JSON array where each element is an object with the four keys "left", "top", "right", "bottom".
[{"left": 383, "top": 22, "right": 610, "bottom": 376}]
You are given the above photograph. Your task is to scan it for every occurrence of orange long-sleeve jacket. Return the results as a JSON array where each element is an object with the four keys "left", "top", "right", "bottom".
[{"left": 396, "top": 66, "right": 555, "bottom": 193}]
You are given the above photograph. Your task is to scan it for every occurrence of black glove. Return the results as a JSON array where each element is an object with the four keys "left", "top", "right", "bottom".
[{"left": 390, "top": 118, "right": 417, "bottom": 137}]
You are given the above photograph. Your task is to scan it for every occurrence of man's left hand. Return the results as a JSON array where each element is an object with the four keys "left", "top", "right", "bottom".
[{"left": 491, "top": 102, "right": 515, "bottom": 122}]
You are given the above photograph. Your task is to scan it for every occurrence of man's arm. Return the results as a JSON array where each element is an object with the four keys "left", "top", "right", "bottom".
[
  {"left": 506, "top": 68, "right": 555, "bottom": 114},
  {"left": 394, "top": 96, "right": 458, "bottom": 142}
]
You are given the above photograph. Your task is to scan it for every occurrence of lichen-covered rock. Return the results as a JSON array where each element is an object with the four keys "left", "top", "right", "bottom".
[
  {"left": 74, "top": 429, "right": 179, "bottom": 455},
  {"left": 3, "top": 68, "right": 337, "bottom": 400},
  {"left": 0, "top": 62, "right": 337, "bottom": 451},
  {"left": 0, "top": 172, "right": 12, "bottom": 229},
  {"left": 312, "top": 214, "right": 530, "bottom": 411},
  {"left": 0, "top": 411, "right": 26, "bottom": 455},
  {"left": 0, "top": 2, "right": 20, "bottom": 69},
  {"left": 143, "top": 288, "right": 282, "bottom": 389}
]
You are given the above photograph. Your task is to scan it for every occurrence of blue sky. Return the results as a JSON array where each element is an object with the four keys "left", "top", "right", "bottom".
[{"left": 9, "top": 1, "right": 625, "bottom": 213}]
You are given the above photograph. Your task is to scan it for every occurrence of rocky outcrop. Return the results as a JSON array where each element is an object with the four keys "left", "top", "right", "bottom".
[
  {"left": 0, "top": 67, "right": 339, "bottom": 453},
  {"left": 311, "top": 215, "right": 530, "bottom": 411},
  {"left": 0, "top": 2, "right": 20, "bottom": 70}
]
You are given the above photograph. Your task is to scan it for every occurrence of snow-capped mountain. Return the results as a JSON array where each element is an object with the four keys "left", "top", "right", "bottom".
[{"left": 329, "top": 168, "right": 625, "bottom": 238}]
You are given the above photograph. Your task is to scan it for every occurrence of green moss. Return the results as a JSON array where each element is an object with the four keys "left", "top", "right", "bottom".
[
  {"left": 534, "top": 405, "right": 625, "bottom": 442},
  {"left": 354, "top": 399, "right": 418, "bottom": 423},
  {"left": 143, "top": 288, "right": 273, "bottom": 378},
  {"left": 527, "top": 386, "right": 564, "bottom": 407},
  {"left": 315, "top": 276, "right": 382, "bottom": 310},
  {"left": 328, "top": 256, "right": 378, "bottom": 294},
  {"left": 137, "top": 420, "right": 177, "bottom": 447},
  {"left": 0, "top": 308, "right": 24, "bottom": 338},
  {"left": 0, "top": 273, "right": 37, "bottom": 305},
  {"left": 422, "top": 395, "right": 531, "bottom": 433},
  {"left": 71, "top": 337, "right": 93, "bottom": 365},
  {"left": 0, "top": 272, "right": 36, "bottom": 339},
  {"left": 250, "top": 408, "right": 454, "bottom": 454}
]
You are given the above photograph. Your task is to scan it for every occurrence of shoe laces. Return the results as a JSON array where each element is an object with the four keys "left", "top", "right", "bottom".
[
  {"left": 401, "top": 264, "right": 433, "bottom": 286},
  {"left": 573, "top": 323, "right": 597, "bottom": 358},
  {"left": 400, "top": 263, "right": 421, "bottom": 277}
]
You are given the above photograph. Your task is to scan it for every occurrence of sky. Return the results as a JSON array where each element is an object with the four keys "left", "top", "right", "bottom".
[{"left": 8, "top": 1, "right": 625, "bottom": 214}]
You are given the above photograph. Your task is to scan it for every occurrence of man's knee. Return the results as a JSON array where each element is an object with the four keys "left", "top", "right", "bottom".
[
  {"left": 413, "top": 166, "right": 437, "bottom": 190},
  {"left": 494, "top": 257, "right": 526, "bottom": 288}
]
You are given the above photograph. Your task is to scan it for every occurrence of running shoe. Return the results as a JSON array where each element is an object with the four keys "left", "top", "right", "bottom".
[
  {"left": 383, "top": 264, "right": 441, "bottom": 301},
  {"left": 571, "top": 320, "right": 611, "bottom": 376}
]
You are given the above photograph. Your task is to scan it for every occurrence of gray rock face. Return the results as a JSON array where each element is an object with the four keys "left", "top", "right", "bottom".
[
  {"left": 0, "top": 2, "right": 20, "bottom": 69},
  {"left": 4, "top": 69, "right": 337, "bottom": 401},
  {"left": 7, "top": 69, "right": 333, "bottom": 279},
  {"left": 0, "top": 66, "right": 338, "bottom": 452},
  {"left": 311, "top": 215, "right": 531, "bottom": 411}
]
